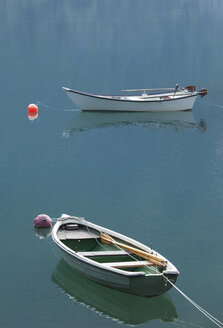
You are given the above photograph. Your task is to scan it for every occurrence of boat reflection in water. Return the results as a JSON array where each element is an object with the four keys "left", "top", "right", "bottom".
[
  {"left": 52, "top": 259, "right": 178, "bottom": 326},
  {"left": 63, "top": 110, "right": 206, "bottom": 137}
]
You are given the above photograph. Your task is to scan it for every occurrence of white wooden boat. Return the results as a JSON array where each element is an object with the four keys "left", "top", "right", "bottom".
[
  {"left": 52, "top": 259, "right": 177, "bottom": 325},
  {"left": 52, "top": 214, "right": 179, "bottom": 297},
  {"left": 62, "top": 85, "right": 207, "bottom": 112}
]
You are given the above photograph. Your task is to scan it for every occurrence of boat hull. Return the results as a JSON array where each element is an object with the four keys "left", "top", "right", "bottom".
[
  {"left": 56, "top": 244, "right": 177, "bottom": 297},
  {"left": 52, "top": 215, "right": 179, "bottom": 297},
  {"left": 63, "top": 88, "right": 197, "bottom": 112}
]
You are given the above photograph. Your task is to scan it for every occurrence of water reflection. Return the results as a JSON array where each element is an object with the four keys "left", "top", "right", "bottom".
[
  {"left": 28, "top": 111, "right": 38, "bottom": 121},
  {"left": 34, "top": 227, "right": 52, "bottom": 239},
  {"left": 63, "top": 111, "right": 206, "bottom": 137},
  {"left": 52, "top": 259, "right": 177, "bottom": 325}
]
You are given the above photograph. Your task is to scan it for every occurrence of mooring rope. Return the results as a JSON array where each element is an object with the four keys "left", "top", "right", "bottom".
[
  {"left": 36, "top": 100, "right": 79, "bottom": 112},
  {"left": 34, "top": 90, "right": 79, "bottom": 111},
  {"left": 81, "top": 218, "right": 115, "bottom": 251},
  {"left": 198, "top": 98, "right": 223, "bottom": 109},
  {"left": 50, "top": 218, "right": 59, "bottom": 223},
  {"left": 163, "top": 276, "right": 223, "bottom": 328}
]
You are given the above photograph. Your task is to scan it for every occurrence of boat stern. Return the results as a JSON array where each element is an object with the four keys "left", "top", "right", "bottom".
[{"left": 129, "top": 271, "right": 179, "bottom": 297}]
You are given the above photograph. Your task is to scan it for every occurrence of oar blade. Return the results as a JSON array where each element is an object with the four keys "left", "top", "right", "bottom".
[{"left": 101, "top": 232, "right": 114, "bottom": 244}]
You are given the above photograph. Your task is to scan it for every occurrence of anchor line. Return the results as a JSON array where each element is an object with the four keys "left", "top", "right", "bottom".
[
  {"left": 35, "top": 91, "right": 79, "bottom": 111},
  {"left": 36, "top": 101, "right": 79, "bottom": 112},
  {"left": 198, "top": 98, "right": 223, "bottom": 109},
  {"left": 163, "top": 276, "right": 223, "bottom": 328},
  {"left": 50, "top": 217, "right": 59, "bottom": 223}
]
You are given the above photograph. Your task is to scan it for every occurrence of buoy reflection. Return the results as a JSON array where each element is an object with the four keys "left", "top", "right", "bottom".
[
  {"left": 28, "top": 111, "right": 38, "bottom": 121},
  {"left": 34, "top": 227, "right": 52, "bottom": 239}
]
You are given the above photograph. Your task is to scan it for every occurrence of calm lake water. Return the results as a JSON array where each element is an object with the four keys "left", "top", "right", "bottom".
[{"left": 0, "top": 1, "right": 223, "bottom": 327}]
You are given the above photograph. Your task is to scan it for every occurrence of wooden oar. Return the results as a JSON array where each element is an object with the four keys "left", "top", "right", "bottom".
[
  {"left": 120, "top": 88, "right": 176, "bottom": 92},
  {"left": 101, "top": 233, "right": 166, "bottom": 267}
]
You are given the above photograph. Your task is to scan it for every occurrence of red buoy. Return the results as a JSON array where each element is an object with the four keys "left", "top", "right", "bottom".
[{"left": 28, "top": 103, "right": 38, "bottom": 113}]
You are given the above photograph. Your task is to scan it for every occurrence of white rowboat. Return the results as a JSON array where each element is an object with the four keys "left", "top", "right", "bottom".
[
  {"left": 62, "top": 85, "right": 207, "bottom": 112},
  {"left": 52, "top": 214, "right": 179, "bottom": 297}
]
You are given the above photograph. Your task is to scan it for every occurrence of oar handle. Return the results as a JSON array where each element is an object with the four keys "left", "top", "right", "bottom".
[
  {"left": 121, "top": 88, "right": 176, "bottom": 92},
  {"left": 101, "top": 233, "right": 166, "bottom": 267}
]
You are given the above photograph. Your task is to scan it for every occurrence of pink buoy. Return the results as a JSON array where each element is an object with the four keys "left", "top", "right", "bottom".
[{"left": 34, "top": 214, "right": 52, "bottom": 228}]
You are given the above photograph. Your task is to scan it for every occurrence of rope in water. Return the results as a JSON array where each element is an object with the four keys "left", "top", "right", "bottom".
[
  {"left": 36, "top": 100, "right": 79, "bottom": 112},
  {"left": 163, "top": 277, "right": 223, "bottom": 328},
  {"left": 198, "top": 98, "right": 223, "bottom": 109},
  {"left": 34, "top": 91, "right": 79, "bottom": 111}
]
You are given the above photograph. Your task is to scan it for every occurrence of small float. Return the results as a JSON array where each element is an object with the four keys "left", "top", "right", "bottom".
[
  {"left": 62, "top": 85, "right": 207, "bottom": 112},
  {"left": 51, "top": 214, "right": 179, "bottom": 297},
  {"left": 34, "top": 214, "right": 52, "bottom": 228}
]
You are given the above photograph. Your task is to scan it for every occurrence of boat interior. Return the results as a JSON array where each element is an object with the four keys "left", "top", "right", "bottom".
[
  {"left": 57, "top": 223, "right": 163, "bottom": 274},
  {"left": 101, "top": 91, "right": 190, "bottom": 102}
]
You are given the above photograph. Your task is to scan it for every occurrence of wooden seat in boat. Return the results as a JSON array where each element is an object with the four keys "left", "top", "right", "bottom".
[
  {"left": 103, "top": 260, "right": 153, "bottom": 268},
  {"left": 77, "top": 250, "right": 130, "bottom": 257},
  {"left": 57, "top": 228, "right": 99, "bottom": 240}
]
